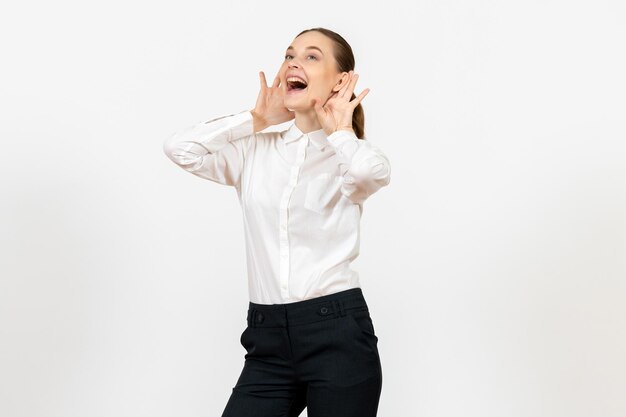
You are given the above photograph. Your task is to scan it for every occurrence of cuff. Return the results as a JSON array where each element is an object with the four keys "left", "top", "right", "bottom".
[{"left": 326, "top": 128, "right": 358, "bottom": 148}]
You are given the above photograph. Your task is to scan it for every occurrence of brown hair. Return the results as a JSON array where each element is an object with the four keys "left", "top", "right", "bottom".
[{"left": 296, "top": 27, "right": 366, "bottom": 140}]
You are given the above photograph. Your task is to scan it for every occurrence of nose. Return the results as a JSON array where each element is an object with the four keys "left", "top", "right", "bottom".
[{"left": 288, "top": 56, "right": 304, "bottom": 68}]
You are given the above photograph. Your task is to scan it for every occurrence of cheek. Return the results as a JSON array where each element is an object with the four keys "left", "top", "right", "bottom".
[{"left": 309, "top": 78, "right": 332, "bottom": 95}]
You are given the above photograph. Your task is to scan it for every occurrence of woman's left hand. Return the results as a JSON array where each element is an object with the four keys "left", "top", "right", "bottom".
[{"left": 312, "top": 70, "right": 370, "bottom": 136}]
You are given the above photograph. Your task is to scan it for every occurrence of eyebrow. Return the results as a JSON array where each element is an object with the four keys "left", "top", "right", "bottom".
[{"left": 286, "top": 45, "right": 324, "bottom": 55}]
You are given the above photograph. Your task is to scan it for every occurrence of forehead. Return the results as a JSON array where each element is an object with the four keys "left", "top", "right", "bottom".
[{"left": 286, "top": 31, "right": 333, "bottom": 52}]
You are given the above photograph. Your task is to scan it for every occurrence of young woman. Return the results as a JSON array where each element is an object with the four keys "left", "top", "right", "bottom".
[{"left": 163, "top": 27, "right": 391, "bottom": 417}]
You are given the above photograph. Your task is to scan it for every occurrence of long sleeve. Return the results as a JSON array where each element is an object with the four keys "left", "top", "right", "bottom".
[
  {"left": 326, "top": 129, "right": 391, "bottom": 204},
  {"left": 163, "top": 110, "right": 255, "bottom": 187}
]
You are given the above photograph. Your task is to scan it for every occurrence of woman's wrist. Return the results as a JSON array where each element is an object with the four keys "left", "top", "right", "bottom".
[
  {"left": 333, "top": 125, "right": 355, "bottom": 134},
  {"left": 250, "top": 109, "right": 268, "bottom": 132}
]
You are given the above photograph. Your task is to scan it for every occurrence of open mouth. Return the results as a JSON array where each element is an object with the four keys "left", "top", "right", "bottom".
[{"left": 286, "top": 77, "right": 308, "bottom": 93}]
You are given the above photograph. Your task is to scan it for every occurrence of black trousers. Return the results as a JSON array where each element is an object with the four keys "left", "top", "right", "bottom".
[{"left": 221, "top": 287, "right": 383, "bottom": 417}]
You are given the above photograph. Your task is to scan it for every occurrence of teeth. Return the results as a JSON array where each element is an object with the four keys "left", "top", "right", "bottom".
[{"left": 287, "top": 76, "right": 308, "bottom": 86}]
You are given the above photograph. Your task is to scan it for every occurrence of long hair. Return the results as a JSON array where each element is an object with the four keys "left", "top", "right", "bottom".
[{"left": 296, "top": 27, "right": 367, "bottom": 140}]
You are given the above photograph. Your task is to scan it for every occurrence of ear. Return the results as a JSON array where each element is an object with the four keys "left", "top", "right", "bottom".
[{"left": 332, "top": 72, "right": 350, "bottom": 93}]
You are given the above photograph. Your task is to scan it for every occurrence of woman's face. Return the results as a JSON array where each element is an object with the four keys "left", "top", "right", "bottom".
[{"left": 280, "top": 31, "right": 349, "bottom": 111}]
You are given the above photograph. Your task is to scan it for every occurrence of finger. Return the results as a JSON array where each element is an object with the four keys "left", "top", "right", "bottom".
[
  {"left": 345, "top": 72, "right": 359, "bottom": 99},
  {"left": 259, "top": 71, "right": 268, "bottom": 90},
  {"left": 323, "top": 92, "right": 336, "bottom": 107},
  {"left": 311, "top": 98, "right": 321, "bottom": 116},
  {"left": 314, "top": 97, "right": 324, "bottom": 111},
  {"left": 351, "top": 88, "right": 370, "bottom": 107},
  {"left": 272, "top": 68, "right": 282, "bottom": 89},
  {"left": 337, "top": 70, "right": 352, "bottom": 99}
]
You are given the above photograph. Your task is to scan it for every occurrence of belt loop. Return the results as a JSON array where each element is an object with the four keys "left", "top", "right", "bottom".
[
  {"left": 339, "top": 299, "right": 346, "bottom": 316},
  {"left": 251, "top": 309, "right": 257, "bottom": 328},
  {"left": 332, "top": 300, "right": 346, "bottom": 317}
]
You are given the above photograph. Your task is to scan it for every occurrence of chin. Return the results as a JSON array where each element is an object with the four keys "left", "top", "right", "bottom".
[{"left": 284, "top": 97, "right": 312, "bottom": 111}]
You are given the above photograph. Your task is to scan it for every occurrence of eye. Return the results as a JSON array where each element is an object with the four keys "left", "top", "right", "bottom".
[{"left": 284, "top": 54, "right": 318, "bottom": 60}]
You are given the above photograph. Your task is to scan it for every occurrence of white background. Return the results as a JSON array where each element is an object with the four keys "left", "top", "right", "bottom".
[{"left": 1, "top": 1, "right": 625, "bottom": 416}]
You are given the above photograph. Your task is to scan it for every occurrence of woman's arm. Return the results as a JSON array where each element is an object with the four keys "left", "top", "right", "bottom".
[
  {"left": 164, "top": 70, "right": 294, "bottom": 187},
  {"left": 162, "top": 110, "right": 255, "bottom": 188},
  {"left": 311, "top": 71, "right": 390, "bottom": 204},
  {"left": 327, "top": 129, "right": 391, "bottom": 204}
]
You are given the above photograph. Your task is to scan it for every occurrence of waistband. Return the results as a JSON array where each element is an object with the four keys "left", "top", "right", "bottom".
[{"left": 246, "top": 287, "right": 368, "bottom": 328}]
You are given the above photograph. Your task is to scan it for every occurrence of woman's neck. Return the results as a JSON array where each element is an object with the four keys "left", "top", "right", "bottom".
[{"left": 294, "top": 109, "right": 323, "bottom": 133}]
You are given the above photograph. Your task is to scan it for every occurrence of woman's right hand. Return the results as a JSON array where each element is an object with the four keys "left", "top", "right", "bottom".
[{"left": 250, "top": 70, "right": 295, "bottom": 132}]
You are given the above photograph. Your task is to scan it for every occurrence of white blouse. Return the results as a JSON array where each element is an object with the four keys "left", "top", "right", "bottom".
[{"left": 163, "top": 109, "right": 391, "bottom": 304}]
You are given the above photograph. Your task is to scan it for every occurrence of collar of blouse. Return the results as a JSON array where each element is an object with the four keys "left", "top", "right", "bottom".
[{"left": 281, "top": 122, "right": 329, "bottom": 151}]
